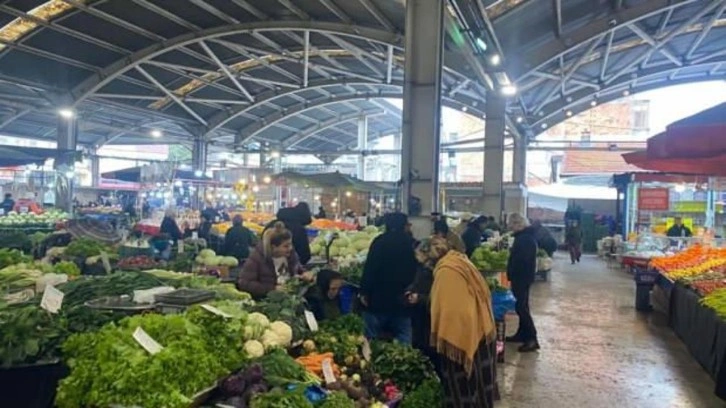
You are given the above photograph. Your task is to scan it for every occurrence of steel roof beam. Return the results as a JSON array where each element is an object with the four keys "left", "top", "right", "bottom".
[
  {"left": 357, "top": 0, "right": 396, "bottom": 31},
  {"left": 318, "top": 0, "right": 353, "bottom": 23},
  {"left": 229, "top": 0, "right": 268, "bottom": 20},
  {"left": 277, "top": 0, "right": 310, "bottom": 19},
  {"left": 513, "top": 0, "right": 700, "bottom": 79},
  {"left": 284, "top": 109, "right": 385, "bottom": 149},
  {"left": 686, "top": 2, "right": 726, "bottom": 60},
  {"left": 131, "top": 0, "right": 201, "bottom": 31},
  {"left": 69, "top": 22, "right": 403, "bottom": 104},
  {"left": 199, "top": 41, "right": 255, "bottom": 102},
  {"left": 135, "top": 66, "right": 208, "bottom": 126},
  {"left": 189, "top": 0, "right": 239, "bottom": 24},
  {"left": 627, "top": 24, "right": 683, "bottom": 67}
]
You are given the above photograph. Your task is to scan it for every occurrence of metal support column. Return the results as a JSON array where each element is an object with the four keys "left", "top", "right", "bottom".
[
  {"left": 192, "top": 138, "right": 207, "bottom": 208},
  {"left": 90, "top": 149, "right": 101, "bottom": 188},
  {"left": 54, "top": 115, "right": 78, "bottom": 212},
  {"left": 401, "top": 0, "right": 444, "bottom": 216},
  {"left": 483, "top": 95, "right": 506, "bottom": 219},
  {"left": 512, "top": 136, "right": 527, "bottom": 184},
  {"left": 357, "top": 116, "right": 368, "bottom": 180}
]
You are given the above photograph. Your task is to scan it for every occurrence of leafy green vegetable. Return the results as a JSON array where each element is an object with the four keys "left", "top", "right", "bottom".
[
  {"left": 251, "top": 349, "right": 310, "bottom": 386},
  {"left": 0, "top": 248, "right": 31, "bottom": 270},
  {"left": 56, "top": 314, "right": 228, "bottom": 408},
  {"left": 53, "top": 260, "right": 80, "bottom": 277},
  {"left": 400, "top": 378, "right": 443, "bottom": 408},
  {"left": 250, "top": 387, "right": 313, "bottom": 408},
  {"left": 0, "top": 303, "right": 66, "bottom": 367},
  {"left": 370, "top": 341, "right": 436, "bottom": 393},
  {"left": 318, "top": 391, "right": 356, "bottom": 408},
  {"left": 63, "top": 237, "right": 110, "bottom": 259},
  {"left": 312, "top": 315, "right": 366, "bottom": 365},
  {"left": 251, "top": 290, "right": 310, "bottom": 342}
]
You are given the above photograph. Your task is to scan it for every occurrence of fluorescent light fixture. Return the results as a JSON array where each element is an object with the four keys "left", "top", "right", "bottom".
[
  {"left": 476, "top": 37, "right": 488, "bottom": 51},
  {"left": 263, "top": 176, "right": 272, "bottom": 184},
  {"left": 541, "top": 123, "right": 548, "bottom": 129},
  {"left": 566, "top": 110, "right": 573, "bottom": 117},
  {"left": 623, "top": 90, "right": 630, "bottom": 96},
  {"left": 270, "top": 150, "right": 281, "bottom": 159},
  {"left": 58, "top": 108, "right": 74, "bottom": 119},
  {"left": 590, "top": 100, "right": 597, "bottom": 107},
  {"left": 516, "top": 116, "right": 523, "bottom": 123},
  {"left": 501, "top": 84, "right": 517, "bottom": 96},
  {"left": 490, "top": 54, "right": 501, "bottom": 66},
  {"left": 462, "top": 106, "right": 468, "bottom": 112},
  {"left": 150, "top": 129, "right": 162, "bottom": 138},
  {"left": 194, "top": 170, "right": 203, "bottom": 177}
]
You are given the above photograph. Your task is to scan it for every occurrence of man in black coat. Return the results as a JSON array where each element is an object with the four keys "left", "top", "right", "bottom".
[
  {"left": 462, "top": 215, "right": 488, "bottom": 257},
  {"left": 267, "top": 202, "right": 313, "bottom": 265},
  {"left": 506, "top": 213, "right": 540, "bottom": 352},
  {"left": 223, "top": 215, "right": 257, "bottom": 262},
  {"left": 360, "top": 212, "right": 418, "bottom": 344}
]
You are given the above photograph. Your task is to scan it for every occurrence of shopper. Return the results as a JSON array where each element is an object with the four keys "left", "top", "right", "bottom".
[
  {"left": 506, "top": 213, "right": 540, "bottom": 352},
  {"left": 452, "top": 213, "right": 473, "bottom": 236},
  {"left": 407, "top": 244, "right": 440, "bottom": 376},
  {"left": 237, "top": 222, "right": 310, "bottom": 298},
  {"left": 486, "top": 216, "right": 501, "bottom": 233},
  {"left": 1, "top": 193, "right": 14, "bottom": 215},
  {"left": 565, "top": 220, "right": 583, "bottom": 264},
  {"left": 418, "top": 236, "right": 497, "bottom": 407},
  {"left": 223, "top": 215, "right": 257, "bottom": 263},
  {"left": 268, "top": 202, "right": 313, "bottom": 265},
  {"left": 462, "top": 216, "right": 489, "bottom": 257},
  {"left": 305, "top": 269, "right": 344, "bottom": 321},
  {"left": 159, "top": 208, "right": 182, "bottom": 244},
  {"left": 667, "top": 216, "right": 692, "bottom": 238},
  {"left": 360, "top": 212, "right": 418, "bottom": 344},
  {"left": 315, "top": 206, "right": 327, "bottom": 219},
  {"left": 434, "top": 218, "right": 466, "bottom": 254}
]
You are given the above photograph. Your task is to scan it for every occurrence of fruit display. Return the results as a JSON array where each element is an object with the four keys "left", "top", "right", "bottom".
[
  {"left": 651, "top": 245, "right": 726, "bottom": 280},
  {"left": 195, "top": 248, "right": 239, "bottom": 267},
  {"left": 701, "top": 288, "right": 726, "bottom": 318},
  {"left": 471, "top": 246, "right": 509, "bottom": 272},
  {"left": 0, "top": 209, "right": 68, "bottom": 228},
  {"left": 310, "top": 218, "right": 357, "bottom": 231},
  {"left": 212, "top": 220, "right": 265, "bottom": 236}
]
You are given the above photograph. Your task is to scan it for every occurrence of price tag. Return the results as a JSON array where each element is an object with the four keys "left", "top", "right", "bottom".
[
  {"left": 100, "top": 251, "right": 111, "bottom": 274},
  {"left": 133, "top": 327, "right": 163, "bottom": 355},
  {"left": 361, "top": 337, "right": 372, "bottom": 362},
  {"left": 192, "top": 232, "right": 198, "bottom": 240},
  {"left": 178, "top": 242, "right": 184, "bottom": 254},
  {"left": 304, "top": 310, "right": 319, "bottom": 332},
  {"left": 321, "top": 358, "right": 336, "bottom": 384},
  {"left": 201, "top": 304, "right": 232, "bottom": 318},
  {"left": 40, "top": 285, "right": 64, "bottom": 313},
  {"left": 19, "top": 206, "right": 28, "bottom": 214},
  {"left": 121, "top": 230, "right": 128, "bottom": 243}
]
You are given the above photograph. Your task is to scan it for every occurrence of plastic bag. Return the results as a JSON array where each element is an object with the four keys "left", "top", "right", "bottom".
[
  {"left": 35, "top": 273, "right": 68, "bottom": 294},
  {"left": 133, "top": 286, "right": 175, "bottom": 304},
  {"left": 492, "top": 290, "right": 516, "bottom": 320}
]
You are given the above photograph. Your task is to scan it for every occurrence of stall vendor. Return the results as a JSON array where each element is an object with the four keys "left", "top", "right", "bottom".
[{"left": 667, "top": 217, "right": 692, "bottom": 238}]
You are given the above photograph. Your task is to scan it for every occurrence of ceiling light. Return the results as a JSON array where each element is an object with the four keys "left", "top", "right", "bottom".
[
  {"left": 150, "top": 129, "right": 162, "bottom": 138},
  {"left": 501, "top": 84, "right": 517, "bottom": 96},
  {"left": 566, "top": 110, "right": 573, "bottom": 117},
  {"left": 270, "top": 150, "right": 281, "bottom": 159},
  {"left": 490, "top": 54, "right": 501, "bottom": 66},
  {"left": 194, "top": 170, "right": 203, "bottom": 177},
  {"left": 516, "top": 116, "right": 523, "bottom": 123},
  {"left": 462, "top": 106, "right": 468, "bottom": 112},
  {"left": 623, "top": 90, "right": 630, "bottom": 96},
  {"left": 476, "top": 38, "right": 488, "bottom": 52},
  {"left": 58, "top": 108, "right": 74, "bottom": 119},
  {"left": 541, "top": 123, "right": 548, "bottom": 129},
  {"left": 590, "top": 100, "right": 597, "bottom": 107}
]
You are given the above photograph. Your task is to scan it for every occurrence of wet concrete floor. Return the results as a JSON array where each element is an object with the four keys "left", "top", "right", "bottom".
[{"left": 498, "top": 254, "right": 725, "bottom": 408}]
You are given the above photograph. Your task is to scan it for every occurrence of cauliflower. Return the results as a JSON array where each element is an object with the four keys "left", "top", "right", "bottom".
[
  {"left": 261, "top": 329, "right": 282, "bottom": 349},
  {"left": 269, "top": 321, "right": 293, "bottom": 346},
  {"left": 247, "top": 312, "right": 270, "bottom": 327},
  {"left": 243, "top": 340, "right": 265, "bottom": 358}
]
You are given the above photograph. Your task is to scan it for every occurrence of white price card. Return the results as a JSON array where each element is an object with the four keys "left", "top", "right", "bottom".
[
  {"left": 192, "top": 231, "right": 198, "bottom": 240},
  {"left": 40, "top": 285, "right": 64, "bottom": 313},
  {"left": 18, "top": 206, "right": 28, "bottom": 214},
  {"left": 201, "top": 304, "right": 232, "bottom": 318},
  {"left": 121, "top": 230, "right": 128, "bottom": 243},
  {"left": 304, "top": 310, "right": 319, "bottom": 332},
  {"left": 178, "top": 242, "right": 184, "bottom": 254},
  {"left": 321, "top": 358, "right": 336, "bottom": 384},
  {"left": 100, "top": 251, "right": 111, "bottom": 274},
  {"left": 133, "top": 327, "right": 164, "bottom": 355},
  {"left": 361, "top": 337, "right": 372, "bottom": 362}
]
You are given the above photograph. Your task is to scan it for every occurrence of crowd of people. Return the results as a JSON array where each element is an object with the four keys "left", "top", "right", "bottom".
[{"left": 229, "top": 209, "right": 539, "bottom": 408}]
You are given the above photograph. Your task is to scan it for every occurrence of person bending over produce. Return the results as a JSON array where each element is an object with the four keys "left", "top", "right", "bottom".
[
  {"left": 223, "top": 215, "right": 257, "bottom": 262},
  {"left": 406, "top": 249, "right": 441, "bottom": 377},
  {"left": 506, "top": 213, "right": 540, "bottom": 353},
  {"left": 462, "top": 215, "right": 489, "bottom": 257},
  {"left": 360, "top": 212, "right": 418, "bottom": 344},
  {"left": 305, "top": 269, "right": 344, "bottom": 321},
  {"left": 434, "top": 218, "right": 466, "bottom": 254},
  {"left": 237, "top": 222, "right": 311, "bottom": 298},
  {"left": 418, "top": 236, "right": 497, "bottom": 408}
]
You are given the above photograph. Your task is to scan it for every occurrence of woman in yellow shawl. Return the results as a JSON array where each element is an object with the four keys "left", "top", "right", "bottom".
[{"left": 416, "top": 236, "right": 497, "bottom": 408}]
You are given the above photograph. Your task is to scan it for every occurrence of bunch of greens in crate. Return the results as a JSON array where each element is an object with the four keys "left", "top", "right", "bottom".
[
  {"left": 63, "top": 238, "right": 111, "bottom": 259},
  {"left": 185, "top": 301, "right": 248, "bottom": 371},
  {"left": 370, "top": 340, "right": 437, "bottom": 393},
  {"left": 56, "top": 313, "right": 228, "bottom": 408},
  {"left": 339, "top": 263, "right": 363, "bottom": 286},
  {"left": 0, "top": 248, "right": 31, "bottom": 270},
  {"left": 0, "top": 302, "right": 66, "bottom": 366}
]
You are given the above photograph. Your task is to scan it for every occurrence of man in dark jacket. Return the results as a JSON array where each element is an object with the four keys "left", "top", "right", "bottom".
[
  {"left": 360, "top": 212, "right": 418, "bottom": 344},
  {"left": 532, "top": 220, "right": 558, "bottom": 257},
  {"left": 267, "top": 202, "right": 313, "bottom": 265},
  {"left": 462, "top": 215, "right": 488, "bottom": 257},
  {"left": 506, "top": 213, "right": 540, "bottom": 352},
  {"left": 223, "top": 215, "right": 257, "bottom": 262}
]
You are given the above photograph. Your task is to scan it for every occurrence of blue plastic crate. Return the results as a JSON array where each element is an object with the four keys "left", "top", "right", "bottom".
[{"left": 339, "top": 284, "right": 358, "bottom": 314}]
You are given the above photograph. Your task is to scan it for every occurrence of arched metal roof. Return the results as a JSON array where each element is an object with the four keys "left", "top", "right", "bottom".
[{"left": 0, "top": 0, "right": 721, "bottom": 152}]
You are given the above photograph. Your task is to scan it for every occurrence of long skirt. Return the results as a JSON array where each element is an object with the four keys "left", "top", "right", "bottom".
[{"left": 440, "top": 340, "right": 496, "bottom": 408}]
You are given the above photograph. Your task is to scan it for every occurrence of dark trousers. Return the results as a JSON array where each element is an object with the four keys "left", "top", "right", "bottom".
[
  {"left": 568, "top": 243, "right": 581, "bottom": 263},
  {"left": 363, "top": 312, "right": 412, "bottom": 345},
  {"left": 511, "top": 283, "right": 537, "bottom": 342}
]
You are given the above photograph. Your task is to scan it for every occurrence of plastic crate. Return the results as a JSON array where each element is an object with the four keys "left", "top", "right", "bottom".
[
  {"left": 633, "top": 267, "right": 659, "bottom": 285},
  {"left": 154, "top": 288, "right": 215, "bottom": 305},
  {"left": 339, "top": 284, "right": 359, "bottom": 314}
]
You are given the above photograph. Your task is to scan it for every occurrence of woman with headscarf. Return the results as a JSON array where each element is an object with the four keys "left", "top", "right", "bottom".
[
  {"left": 305, "top": 269, "right": 345, "bottom": 321},
  {"left": 417, "top": 236, "right": 497, "bottom": 407},
  {"left": 237, "top": 222, "right": 311, "bottom": 298},
  {"left": 267, "top": 202, "right": 313, "bottom": 265}
]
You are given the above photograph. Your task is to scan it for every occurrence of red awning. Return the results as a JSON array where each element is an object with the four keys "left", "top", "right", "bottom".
[
  {"left": 646, "top": 102, "right": 726, "bottom": 159},
  {"left": 623, "top": 150, "right": 726, "bottom": 176}
]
